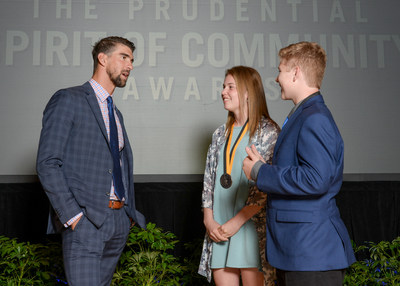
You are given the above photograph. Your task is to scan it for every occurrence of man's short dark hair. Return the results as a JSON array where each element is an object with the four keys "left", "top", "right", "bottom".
[{"left": 92, "top": 36, "right": 136, "bottom": 73}]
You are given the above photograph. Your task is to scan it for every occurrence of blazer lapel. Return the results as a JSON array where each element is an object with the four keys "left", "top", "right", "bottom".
[
  {"left": 116, "top": 107, "right": 128, "bottom": 152},
  {"left": 273, "top": 94, "right": 324, "bottom": 160},
  {"left": 273, "top": 119, "right": 291, "bottom": 160},
  {"left": 83, "top": 82, "right": 109, "bottom": 145},
  {"left": 273, "top": 111, "right": 298, "bottom": 157}
]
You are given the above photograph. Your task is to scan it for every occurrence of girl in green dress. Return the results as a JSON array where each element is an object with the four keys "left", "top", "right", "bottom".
[{"left": 198, "top": 66, "right": 280, "bottom": 286}]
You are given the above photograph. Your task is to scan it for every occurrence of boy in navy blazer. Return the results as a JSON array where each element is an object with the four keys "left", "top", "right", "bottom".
[
  {"left": 37, "top": 36, "right": 145, "bottom": 286},
  {"left": 243, "top": 42, "right": 355, "bottom": 286}
]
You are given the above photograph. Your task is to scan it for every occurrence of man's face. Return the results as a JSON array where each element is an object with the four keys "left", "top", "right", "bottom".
[
  {"left": 105, "top": 44, "right": 134, "bottom": 88},
  {"left": 276, "top": 60, "right": 295, "bottom": 102}
]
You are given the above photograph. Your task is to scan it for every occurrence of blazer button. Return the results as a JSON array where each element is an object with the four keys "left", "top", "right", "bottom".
[
  {"left": 108, "top": 169, "right": 112, "bottom": 174},
  {"left": 105, "top": 192, "right": 110, "bottom": 196}
]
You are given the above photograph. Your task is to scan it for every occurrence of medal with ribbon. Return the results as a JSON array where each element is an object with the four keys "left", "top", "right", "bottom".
[{"left": 220, "top": 120, "right": 249, "bottom": 189}]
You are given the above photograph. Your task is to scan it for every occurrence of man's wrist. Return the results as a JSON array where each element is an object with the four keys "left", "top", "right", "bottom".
[
  {"left": 64, "top": 212, "right": 83, "bottom": 228},
  {"left": 250, "top": 160, "right": 264, "bottom": 182}
]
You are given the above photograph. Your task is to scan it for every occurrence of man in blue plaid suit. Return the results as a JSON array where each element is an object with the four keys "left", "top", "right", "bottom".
[{"left": 37, "top": 36, "right": 146, "bottom": 286}]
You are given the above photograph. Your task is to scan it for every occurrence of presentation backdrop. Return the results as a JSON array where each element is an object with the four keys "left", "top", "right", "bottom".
[{"left": 1, "top": 0, "right": 399, "bottom": 178}]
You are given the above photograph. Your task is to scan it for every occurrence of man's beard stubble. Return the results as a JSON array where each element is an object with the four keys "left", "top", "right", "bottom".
[{"left": 107, "top": 69, "right": 127, "bottom": 88}]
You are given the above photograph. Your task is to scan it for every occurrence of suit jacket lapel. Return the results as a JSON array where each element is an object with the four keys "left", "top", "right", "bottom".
[
  {"left": 273, "top": 115, "right": 294, "bottom": 158},
  {"left": 83, "top": 82, "right": 109, "bottom": 145},
  {"left": 273, "top": 94, "right": 324, "bottom": 160},
  {"left": 116, "top": 107, "right": 129, "bottom": 154}
]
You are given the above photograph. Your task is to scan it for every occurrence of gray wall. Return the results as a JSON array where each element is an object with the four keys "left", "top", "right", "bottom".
[{"left": 1, "top": 0, "right": 399, "bottom": 180}]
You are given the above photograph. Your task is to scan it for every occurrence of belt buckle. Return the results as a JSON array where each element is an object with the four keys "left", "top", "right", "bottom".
[{"left": 109, "top": 200, "right": 123, "bottom": 209}]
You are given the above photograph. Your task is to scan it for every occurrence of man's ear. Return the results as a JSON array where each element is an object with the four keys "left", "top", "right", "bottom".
[{"left": 97, "top": 52, "right": 107, "bottom": 67}]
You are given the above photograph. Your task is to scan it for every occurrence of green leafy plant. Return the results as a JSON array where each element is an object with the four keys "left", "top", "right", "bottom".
[
  {"left": 39, "top": 238, "right": 66, "bottom": 285},
  {"left": 0, "top": 236, "right": 52, "bottom": 285},
  {"left": 112, "top": 222, "right": 185, "bottom": 285},
  {"left": 3, "top": 228, "right": 398, "bottom": 286},
  {"left": 344, "top": 237, "right": 400, "bottom": 286}
]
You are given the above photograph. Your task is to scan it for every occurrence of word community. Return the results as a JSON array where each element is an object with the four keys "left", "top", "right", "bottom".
[{"left": 6, "top": 31, "right": 399, "bottom": 69}]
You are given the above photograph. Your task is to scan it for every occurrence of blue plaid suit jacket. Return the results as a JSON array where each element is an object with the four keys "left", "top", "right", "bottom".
[{"left": 37, "top": 82, "right": 145, "bottom": 233}]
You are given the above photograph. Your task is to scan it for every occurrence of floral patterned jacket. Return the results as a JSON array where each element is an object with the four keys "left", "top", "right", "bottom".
[{"left": 198, "top": 117, "right": 280, "bottom": 282}]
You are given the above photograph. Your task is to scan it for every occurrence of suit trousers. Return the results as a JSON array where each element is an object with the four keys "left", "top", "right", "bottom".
[
  {"left": 276, "top": 269, "right": 345, "bottom": 286},
  {"left": 62, "top": 208, "right": 131, "bottom": 286}
]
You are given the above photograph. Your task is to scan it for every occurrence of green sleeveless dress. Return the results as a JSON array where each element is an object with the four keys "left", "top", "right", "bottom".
[{"left": 211, "top": 127, "right": 261, "bottom": 269}]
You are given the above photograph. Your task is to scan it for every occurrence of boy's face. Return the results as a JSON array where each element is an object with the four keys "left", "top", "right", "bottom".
[{"left": 276, "top": 60, "right": 297, "bottom": 102}]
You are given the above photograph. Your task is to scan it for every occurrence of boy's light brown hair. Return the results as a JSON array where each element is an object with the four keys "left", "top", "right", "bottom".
[{"left": 279, "top": 41, "right": 327, "bottom": 89}]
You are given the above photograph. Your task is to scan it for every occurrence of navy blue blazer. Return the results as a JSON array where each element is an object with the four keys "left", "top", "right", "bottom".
[
  {"left": 37, "top": 82, "right": 145, "bottom": 233},
  {"left": 257, "top": 93, "right": 356, "bottom": 271}
]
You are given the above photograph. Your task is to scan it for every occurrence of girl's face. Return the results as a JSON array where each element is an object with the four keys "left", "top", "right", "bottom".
[{"left": 221, "top": 74, "right": 241, "bottom": 115}]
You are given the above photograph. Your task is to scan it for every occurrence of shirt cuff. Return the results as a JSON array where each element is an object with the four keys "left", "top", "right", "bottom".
[
  {"left": 251, "top": 160, "right": 264, "bottom": 182},
  {"left": 64, "top": 212, "right": 83, "bottom": 228}
]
